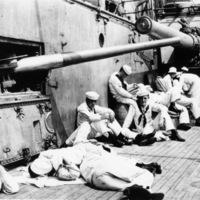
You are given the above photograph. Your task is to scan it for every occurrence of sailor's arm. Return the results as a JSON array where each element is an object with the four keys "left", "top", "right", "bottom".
[
  {"left": 78, "top": 107, "right": 102, "bottom": 122},
  {"left": 123, "top": 105, "right": 136, "bottom": 130},
  {"left": 152, "top": 103, "right": 168, "bottom": 126},
  {"left": 95, "top": 105, "right": 115, "bottom": 122}
]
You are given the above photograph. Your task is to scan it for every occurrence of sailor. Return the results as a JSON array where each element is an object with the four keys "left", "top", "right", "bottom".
[
  {"left": 173, "top": 66, "right": 189, "bottom": 82},
  {"left": 176, "top": 96, "right": 200, "bottom": 126},
  {"left": 181, "top": 66, "right": 189, "bottom": 73},
  {"left": 179, "top": 72, "right": 200, "bottom": 103},
  {"left": 108, "top": 64, "right": 139, "bottom": 108},
  {"left": 79, "top": 141, "right": 162, "bottom": 199},
  {"left": 122, "top": 87, "right": 186, "bottom": 143},
  {"left": 148, "top": 86, "right": 191, "bottom": 131},
  {"left": 65, "top": 91, "right": 133, "bottom": 147},
  {"left": 162, "top": 67, "right": 179, "bottom": 91},
  {"left": 0, "top": 165, "right": 19, "bottom": 194},
  {"left": 30, "top": 141, "right": 163, "bottom": 200},
  {"left": 28, "top": 143, "right": 83, "bottom": 180},
  {"left": 156, "top": 67, "right": 200, "bottom": 126}
]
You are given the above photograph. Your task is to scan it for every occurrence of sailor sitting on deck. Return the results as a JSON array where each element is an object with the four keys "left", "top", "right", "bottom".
[
  {"left": 0, "top": 165, "right": 19, "bottom": 194},
  {"left": 122, "top": 87, "right": 186, "bottom": 145},
  {"left": 64, "top": 91, "right": 133, "bottom": 148},
  {"left": 29, "top": 141, "right": 164, "bottom": 200}
]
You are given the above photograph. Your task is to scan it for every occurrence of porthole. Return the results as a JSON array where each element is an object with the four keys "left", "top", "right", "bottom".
[{"left": 99, "top": 33, "right": 104, "bottom": 47}]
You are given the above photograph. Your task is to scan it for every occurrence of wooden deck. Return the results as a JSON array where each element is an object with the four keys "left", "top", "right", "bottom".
[{"left": 1, "top": 127, "right": 200, "bottom": 199}]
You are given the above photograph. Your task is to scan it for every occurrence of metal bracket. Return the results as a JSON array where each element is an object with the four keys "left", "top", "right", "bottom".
[
  {"left": 3, "top": 147, "right": 10, "bottom": 154},
  {"left": 14, "top": 106, "right": 25, "bottom": 121},
  {"left": 3, "top": 147, "right": 11, "bottom": 158},
  {"left": 48, "top": 80, "right": 58, "bottom": 89},
  {"left": 96, "top": 9, "right": 109, "bottom": 23},
  {"left": 43, "top": 134, "right": 57, "bottom": 150},
  {"left": 37, "top": 103, "right": 46, "bottom": 115},
  {"left": 37, "top": 102, "right": 52, "bottom": 115}
]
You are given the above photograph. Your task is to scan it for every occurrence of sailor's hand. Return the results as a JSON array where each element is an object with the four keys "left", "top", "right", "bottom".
[
  {"left": 109, "top": 113, "right": 115, "bottom": 123},
  {"left": 159, "top": 117, "right": 165, "bottom": 128},
  {"left": 131, "top": 95, "right": 137, "bottom": 100},
  {"left": 132, "top": 83, "right": 138, "bottom": 88}
]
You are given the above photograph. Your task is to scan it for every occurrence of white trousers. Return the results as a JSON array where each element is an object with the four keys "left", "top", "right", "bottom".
[
  {"left": 115, "top": 97, "right": 137, "bottom": 108},
  {"left": 123, "top": 111, "right": 175, "bottom": 139},
  {"left": 187, "top": 81, "right": 200, "bottom": 105},
  {"left": 90, "top": 119, "right": 121, "bottom": 137},
  {"left": 0, "top": 166, "right": 19, "bottom": 194},
  {"left": 153, "top": 112, "right": 174, "bottom": 132},
  {"left": 177, "top": 95, "right": 200, "bottom": 119},
  {"left": 66, "top": 119, "right": 122, "bottom": 145},
  {"left": 91, "top": 156, "right": 154, "bottom": 191},
  {"left": 150, "top": 89, "right": 190, "bottom": 124},
  {"left": 176, "top": 104, "right": 190, "bottom": 124}
]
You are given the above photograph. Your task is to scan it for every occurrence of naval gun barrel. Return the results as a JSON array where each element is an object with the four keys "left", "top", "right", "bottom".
[
  {"left": 14, "top": 38, "right": 180, "bottom": 73},
  {"left": 135, "top": 16, "right": 198, "bottom": 50}
]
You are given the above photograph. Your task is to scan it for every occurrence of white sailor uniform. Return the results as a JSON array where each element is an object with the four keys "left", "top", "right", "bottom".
[
  {"left": 122, "top": 101, "right": 175, "bottom": 139},
  {"left": 66, "top": 102, "right": 122, "bottom": 145},
  {"left": 109, "top": 71, "right": 137, "bottom": 107},
  {"left": 80, "top": 143, "right": 154, "bottom": 191},
  {"left": 149, "top": 88, "right": 190, "bottom": 125},
  {"left": 0, "top": 165, "right": 19, "bottom": 194},
  {"left": 179, "top": 73, "right": 200, "bottom": 106}
]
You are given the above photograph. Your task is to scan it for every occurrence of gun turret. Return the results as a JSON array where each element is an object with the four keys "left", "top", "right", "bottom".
[
  {"left": 13, "top": 37, "right": 180, "bottom": 73},
  {"left": 135, "top": 16, "right": 199, "bottom": 51}
]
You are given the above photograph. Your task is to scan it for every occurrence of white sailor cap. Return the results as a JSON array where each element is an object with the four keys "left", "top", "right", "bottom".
[
  {"left": 136, "top": 87, "right": 150, "bottom": 97},
  {"left": 168, "top": 67, "right": 177, "bottom": 74},
  {"left": 181, "top": 66, "right": 189, "bottom": 72},
  {"left": 30, "top": 157, "right": 53, "bottom": 175},
  {"left": 122, "top": 64, "right": 132, "bottom": 75},
  {"left": 145, "top": 85, "right": 153, "bottom": 92},
  {"left": 85, "top": 91, "right": 99, "bottom": 100}
]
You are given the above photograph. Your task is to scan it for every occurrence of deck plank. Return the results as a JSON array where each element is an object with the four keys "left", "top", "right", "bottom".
[{"left": 1, "top": 127, "right": 200, "bottom": 199}]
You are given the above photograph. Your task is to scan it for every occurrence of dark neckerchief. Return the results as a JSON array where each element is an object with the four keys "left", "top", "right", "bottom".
[
  {"left": 116, "top": 74, "right": 127, "bottom": 90},
  {"left": 171, "top": 77, "right": 174, "bottom": 87},
  {"left": 137, "top": 101, "right": 149, "bottom": 127},
  {"left": 87, "top": 105, "right": 96, "bottom": 114},
  {"left": 173, "top": 75, "right": 181, "bottom": 81}
]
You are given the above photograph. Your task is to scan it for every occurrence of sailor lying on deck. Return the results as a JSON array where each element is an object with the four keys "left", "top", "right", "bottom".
[
  {"left": 29, "top": 141, "right": 163, "bottom": 200},
  {"left": 64, "top": 91, "right": 133, "bottom": 148},
  {"left": 122, "top": 87, "right": 186, "bottom": 145},
  {"left": 0, "top": 165, "right": 19, "bottom": 194}
]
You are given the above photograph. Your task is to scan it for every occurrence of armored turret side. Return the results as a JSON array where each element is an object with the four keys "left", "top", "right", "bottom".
[{"left": 0, "top": 0, "right": 171, "bottom": 164}]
